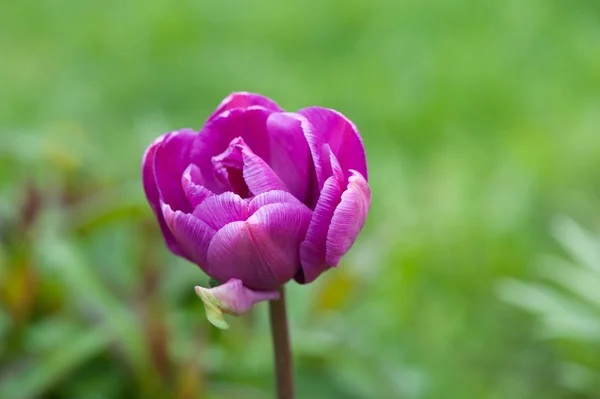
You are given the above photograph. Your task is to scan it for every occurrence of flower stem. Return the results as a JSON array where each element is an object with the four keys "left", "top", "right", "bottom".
[{"left": 268, "top": 286, "right": 294, "bottom": 399}]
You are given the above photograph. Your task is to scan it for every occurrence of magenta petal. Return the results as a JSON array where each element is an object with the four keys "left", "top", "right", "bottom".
[
  {"left": 326, "top": 171, "right": 371, "bottom": 266},
  {"left": 208, "top": 92, "right": 284, "bottom": 122},
  {"left": 153, "top": 129, "right": 198, "bottom": 212},
  {"left": 182, "top": 164, "right": 213, "bottom": 208},
  {"left": 297, "top": 172, "right": 345, "bottom": 284},
  {"left": 266, "top": 113, "right": 313, "bottom": 203},
  {"left": 212, "top": 137, "right": 287, "bottom": 196},
  {"left": 248, "top": 190, "right": 305, "bottom": 215},
  {"left": 298, "top": 107, "right": 368, "bottom": 181},
  {"left": 192, "top": 107, "right": 273, "bottom": 193},
  {"left": 283, "top": 113, "right": 328, "bottom": 192},
  {"left": 161, "top": 202, "right": 216, "bottom": 272},
  {"left": 239, "top": 142, "right": 287, "bottom": 195},
  {"left": 142, "top": 134, "right": 186, "bottom": 257},
  {"left": 206, "top": 203, "right": 312, "bottom": 290},
  {"left": 192, "top": 192, "right": 248, "bottom": 230}
]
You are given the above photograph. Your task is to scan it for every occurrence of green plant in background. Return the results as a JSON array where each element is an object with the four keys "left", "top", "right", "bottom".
[{"left": 499, "top": 217, "right": 600, "bottom": 394}]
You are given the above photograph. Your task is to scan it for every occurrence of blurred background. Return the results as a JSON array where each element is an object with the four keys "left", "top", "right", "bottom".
[{"left": 1, "top": 1, "right": 600, "bottom": 398}]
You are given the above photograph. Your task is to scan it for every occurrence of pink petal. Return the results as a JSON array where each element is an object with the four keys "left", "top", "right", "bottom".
[
  {"left": 211, "top": 138, "right": 249, "bottom": 195},
  {"left": 181, "top": 164, "right": 213, "bottom": 208},
  {"left": 297, "top": 171, "right": 345, "bottom": 284},
  {"left": 142, "top": 133, "right": 186, "bottom": 257},
  {"left": 206, "top": 203, "right": 312, "bottom": 290},
  {"left": 239, "top": 143, "right": 288, "bottom": 195},
  {"left": 191, "top": 107, "right": 274, "bottom": 193},
  {"left": 207, "top": 92, "right": 284, "bottom": 122},
  {"left": 153, "top": 129, "right": 198, "bottom": 213},
  {"left": 326, "top": 171, "right": 371, "bottom": 266},
  {"left": 195, "top": 279, "right": 279, "bottom": 329},
  {"left": 161, "top": 202, "right": 216, "bottom": 273},
  {"left": 212, "top": 137, "right": 287, "bottom": 196},
  {"left": 282, "top": 113, "right": 329, "bottom": 195},
  {"left": 298, "top": 107, "right": 368, "bottom": 181},
  {"left": 192, "top": 192, "right": 248, "bottom": 230},
  {"left": 248, "top": 190, "right": 305, "bottom": 215},
  {"left": 266, "top": 113, "right": 314, "bottom": 204}
]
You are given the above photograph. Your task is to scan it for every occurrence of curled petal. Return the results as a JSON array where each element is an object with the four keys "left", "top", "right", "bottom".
[
  {"left": 297, "top": 172, "right": 344, "bottom": 284},
  {"left": 208, "top": 92, "right": 284, "bottom": 122},
  {"left": 192, "top": 107, "right": 273, "bottom": 192},
  {"left": 326, "top": 171, "right": 371, "bottom": 266},
  {"left": 182, "top": 164, "right": 213, "bottom": 208},
  {"left": 142, "top": 133, "right": 186, "bottom": 257},
  {"left": 213, "top": 137, "right": 287, "bottom": 196},
  {"left": 298, "top": 107, "right": 368, "bottom": 181},
  {"left": 206, "top": 203, "right": 312, "bottom": 290},
  {"left": 192, "top": 192, "right": 248, "bottom": 230},
  {"left": 161, "top": 202, "right": 216, "bottom": 273},
  {"left": 239, "top": 142, "right": 287, "bottom": 195},
  {"left": 195, "top": 278, "right": 279, "bottom": 329}
]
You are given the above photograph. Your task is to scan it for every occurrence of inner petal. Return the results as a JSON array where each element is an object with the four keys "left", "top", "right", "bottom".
[
  {"left": 211, "top": 137, "right": 287, "bottom": 198},
  {"left": 212, "top": 137, "right": 251, "bottom": 198}
]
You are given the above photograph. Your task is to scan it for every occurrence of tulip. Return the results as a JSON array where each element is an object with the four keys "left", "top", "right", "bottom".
[{"left": 142, "top": 92, "right": 370, "bottom": 326}]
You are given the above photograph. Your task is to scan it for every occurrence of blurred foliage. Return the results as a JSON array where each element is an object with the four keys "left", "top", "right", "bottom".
[
  {"left": 1, "top": 0, "right": 600, "bottom": 398},
  {"left": 499, "top": 218, "right": 600, "bottom": 394}
]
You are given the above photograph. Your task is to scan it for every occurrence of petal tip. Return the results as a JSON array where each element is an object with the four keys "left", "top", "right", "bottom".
[
  {"left": 195, "top": 285, "right": 230, "bottom": 329},
  {"left": 194, "top": 279, "right": 280, "bottom": 329}
]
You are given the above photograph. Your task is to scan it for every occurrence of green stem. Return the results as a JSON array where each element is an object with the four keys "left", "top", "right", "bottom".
[{"left": 268, "top": 286, "right": 294, "bottom": 399}]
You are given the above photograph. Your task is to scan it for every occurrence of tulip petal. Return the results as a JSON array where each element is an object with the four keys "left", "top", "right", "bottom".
[
  {"left": 161, "top": 202, "right": 216, "bottom": 272},
  {"left": 248, "top": 190, "right": 305, "bottom": 215},
  {"left": 182, "top": 164, "right": 213, "bottom": 208},
  {"left": 153, "top": 129, "right": 198, "bottom": 213},
  {"left": 194, "top": 278, "right": 279, "bottom": 329},
  {"left": 211, "top": 139, "right": 250, "bottom": 197},
  {"left": 297, "top": 171, "right": 345, "bottom": 284},
  {"left": 239, "top": 143, "right": 288, "bottom": 195},
  {"left": 192, "top": 192, "right": 248, "bottom": 230},
  {"left": 206, "top": 203, "right": 312, "bottom": 290},
  {"left": 142, "top": 134, "right": 186, "bottom": 257},
  {"left": 192, "top": 107, "right": 273, "bottom": 193},
  {"left": 266, "top": 113, "right": 314, "bottom": 203},
  {"left": 208, "top": 92, "right": 283, "bottom": 122},
  {"left": 298, "top": 107, "right": 368, "bottom": 181},
  {"left": 326, "top": 171, "right": 371, "bottom": 266},
  {"left": 212, "top": 137, "right": 287, "bottom": 196}
]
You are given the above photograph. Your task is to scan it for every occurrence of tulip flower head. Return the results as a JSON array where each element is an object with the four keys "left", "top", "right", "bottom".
[{"left": 142, "top": 92, "right": 370, "bottom": 328}]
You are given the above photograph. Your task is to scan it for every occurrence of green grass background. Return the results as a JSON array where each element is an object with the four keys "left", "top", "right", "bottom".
[{"left": 1, "top": 1, "right": 600, "bottom": 398}]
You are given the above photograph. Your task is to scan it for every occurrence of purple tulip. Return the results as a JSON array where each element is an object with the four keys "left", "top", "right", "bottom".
[{"left": 142, "top": 92, "right": 370, "bottom": 324}]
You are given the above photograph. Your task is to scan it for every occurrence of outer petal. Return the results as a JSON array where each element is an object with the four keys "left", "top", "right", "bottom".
[
  {"left": 191, "top": 107, "right": 274, "bottom": 193},
  {"left": 194, "top": 278, "right": 279, "bottom": 329},
  {"left": 192, "top": 192, "right": 248, "bottom": 230},
  {"left": 153, "top": 129, "right": 198, "bottom": 213},
  {"left": 212, "top": 137, "right": 287, "bottom": 196},
  {"left": 142, "top": 134, "right": 186, "bottom": 257},
  {"left": 266, "top": 113, "right": 314, "bottom": 203},
  {"left": 206, "top": 203, "right": 312, "bottom": 290},
  {"left": 326, "top": 171, "right": 371, "bottom": 266},
  {"left": 207, "top": 92, "right": 284, "bottom": 123},
  {"left": 298, "top": 107, "right": 368, "bottom": 181},
  {"left": 248, "top": 190, "right": 306, "bottom": 215},
  {"left": 182, "top": 164, "right": 213, "bottom": 208},
  {"left": 297, "top": 172, "right": 344, "bottom": 284},
  {"left": 161, "top": 202, "right": 216, "bottom": 272}
]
